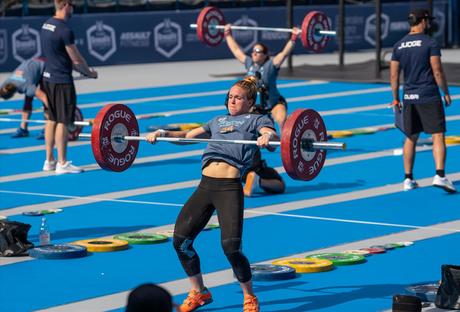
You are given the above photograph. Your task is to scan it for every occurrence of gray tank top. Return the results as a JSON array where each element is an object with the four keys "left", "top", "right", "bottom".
[{"left": 201, "top": 113, "right": 275, "bottom": 177}]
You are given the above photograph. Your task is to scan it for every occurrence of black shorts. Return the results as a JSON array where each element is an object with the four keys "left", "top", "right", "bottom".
[
  {"left": 23, "top": 96, "right": 34, "bottom": 111},
  {"left": 243, "top": 149, "right": 283, "bottom": 181},
  {"left": 23, "top": 80, "right": 44, "bottom": 111},
  {"left": 403, "top": 101, "right": 446, "bottom": 136},
  {"left": 271, "top": 95, "right": 287, "bottom": 110},
  {"left": 42, "top": 81, "right": 76, "bottom": 124},
  {"left": 256, "top": 95, "right": 287, "bottom": 115}
]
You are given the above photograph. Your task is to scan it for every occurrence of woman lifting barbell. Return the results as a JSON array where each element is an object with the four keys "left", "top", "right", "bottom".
[
  {"left": 145, "top": 77, "right": 275, "bottom": 312},
  {"left": 224, "top": 24, "right": 300, "bottom": 131}
]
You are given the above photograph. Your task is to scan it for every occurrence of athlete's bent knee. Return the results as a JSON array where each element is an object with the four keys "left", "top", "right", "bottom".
[
  {"left": 173, "top": 234, "right": 196, "bottom": 260},
  {"left": 222, "top": 238, "right": 252, "bottom": 282}
]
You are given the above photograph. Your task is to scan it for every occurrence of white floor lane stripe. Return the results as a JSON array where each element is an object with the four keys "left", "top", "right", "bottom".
[
  {"left": 0, "top": 83, "right": 394, "bottom": 135},
  {"left": 0, "top": 80, "right": 328, "bottom": 120},
  {"left": 0, "top": 190, "right": 183, "bottom": 207},
  {"left": 0, "top": 149, "right": 204, "bottom": 183},
  {"left": 1, "top": 143, "right": 452, "bottom": 215},
  {"left": 2, "top": 171, "right": 459, "bottom": 268},
  {"left": 1, "top": 115, "right": 459, "bottom": 183},
  {"left": 1, "top": 96, "right": 459, "bottom": 155},
  {"left": 246, "top": 210, "right": 460, "bottom": 233},
  {"left": 3, "top": 189, "right": 458, "bottom": 233},
  {"left": 36, "top": 218, "right": 460, "bottom": 312}
]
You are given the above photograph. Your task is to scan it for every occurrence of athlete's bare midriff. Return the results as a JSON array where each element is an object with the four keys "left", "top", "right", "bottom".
[{"left": 202, "top": 161, "right": 240, "bottom": 178}]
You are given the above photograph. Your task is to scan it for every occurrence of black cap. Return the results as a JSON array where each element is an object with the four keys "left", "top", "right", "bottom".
[
  {"left": 126, "top": 283, "right": 173, "bottom": 312},
  {"left": 409, "top": 8, "right": 435, "bottom": 21}
]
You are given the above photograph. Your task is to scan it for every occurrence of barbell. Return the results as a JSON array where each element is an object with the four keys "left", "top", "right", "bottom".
[
  {"left": 190, "top": 6, "right": 336, "bottom": 52},
  {"left": 0, "top": 107, "right": 85, "bottom": 141},
  {"left": 78, "top": 103, "right": 345, "bottom": 181},
  {"left": 0, "top": 107, "right": 171, "bottom": 141}
]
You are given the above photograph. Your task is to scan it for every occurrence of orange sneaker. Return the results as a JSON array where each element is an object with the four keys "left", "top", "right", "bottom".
[
  {"left": 179, "top": 288, "right": 213, "bottom": 312},
  {"left": 244, "top": 171, "right": 260, "bottom": 197},
  {"left": 243, "top": 294, "right": 260, "bottom": 312}
]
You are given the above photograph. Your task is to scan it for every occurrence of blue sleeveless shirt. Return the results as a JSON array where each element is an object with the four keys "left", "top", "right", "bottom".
[{"left": 244, "top": 57, "right": 281, "bottom": 109}]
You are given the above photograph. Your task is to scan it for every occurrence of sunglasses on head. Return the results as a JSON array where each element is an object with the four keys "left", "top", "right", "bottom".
[{"left": 252, "top": 48, "right": 264, "bottom": 54}]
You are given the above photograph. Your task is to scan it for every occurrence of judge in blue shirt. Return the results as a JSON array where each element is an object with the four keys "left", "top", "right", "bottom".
[{"left": 390, "top": 8, "right": 455, "bottom": 193}]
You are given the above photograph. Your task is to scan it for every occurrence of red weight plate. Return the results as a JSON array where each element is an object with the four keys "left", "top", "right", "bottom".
[
  {"left": 360, "top": 247, "right": 386, "bottom": 254},
  {"left": 196, "top": 6, "right": 226, "bottom": 47},
  {"left": 68, "top": 106, "right": 84, "bottom": 141},
  {"left": 301, "top": 11, "right": 331, "bottom": 52},
  {"left": 281, "top": 109, "right": 327, "bottom": 181},
  {"left": 91, "top": 104, "right": 139, "bottom": 172}
]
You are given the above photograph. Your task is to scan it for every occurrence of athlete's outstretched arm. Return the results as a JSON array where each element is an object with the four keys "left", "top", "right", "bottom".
[
  {"left": 224, "top": 24, "right": 247, "bottom": 63},
  {"left": 272, "top": 27, "right": 300, "bottom": 68}
]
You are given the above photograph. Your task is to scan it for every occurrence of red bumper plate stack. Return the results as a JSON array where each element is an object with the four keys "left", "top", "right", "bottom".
[
  {"left": 281, "top": 108, "right": 327, "bottom": 181},
  {"left": 301, "top": 11, "right": 331, "bottom": 52},
  {"left": 196, "top": 6, "right": 226, "bottom": 47},
  {"left": 91, "top": 103, "right": 139, "bottom": 172}
]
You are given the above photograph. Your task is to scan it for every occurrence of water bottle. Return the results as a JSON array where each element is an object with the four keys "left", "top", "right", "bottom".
[{"left": 39, "top": 217, "right": 51, "bottom": 246}]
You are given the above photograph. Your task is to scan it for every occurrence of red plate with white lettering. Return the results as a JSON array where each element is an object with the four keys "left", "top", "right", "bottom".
[
  {"left": 301, "top": 11, "right": 331, "bottom": 52},
  {"left": 68, "top": 106, "right": 84, "bottom": 141},
  {"left": 281, "top": 109, "right": 327, "bottom": 181},
  {"left": 196, "top": 6, "right": 226, "bottom": 47},
  {"left": 91, "top": 104, "right": 139, "bottom": 172}
]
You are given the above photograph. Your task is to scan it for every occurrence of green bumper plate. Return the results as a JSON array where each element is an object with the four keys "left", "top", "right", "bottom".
[
  {"left": 114, "top": 233, "right": 169, "bottom": 245},
  {"left": 204, "top": 223, "right": 220, "bottom": 231},
  {"left": 306, "top": 252, "right": 366, "bottom": 265},
  {"left": 350, "top": 127, "right": 377, "bottom": 135}
]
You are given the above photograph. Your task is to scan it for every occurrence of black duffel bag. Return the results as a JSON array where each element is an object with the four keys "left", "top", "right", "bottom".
[
  {"left": 0, "top": 220, "right": 34, "bottom": 257},
  {"left": 435, "top": 264, "right": 460, "bottom": 310}
]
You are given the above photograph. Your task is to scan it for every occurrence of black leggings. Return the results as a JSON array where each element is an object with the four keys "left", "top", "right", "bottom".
[{"left": 173, "top": 175, "right": 252, "bottom": 283}]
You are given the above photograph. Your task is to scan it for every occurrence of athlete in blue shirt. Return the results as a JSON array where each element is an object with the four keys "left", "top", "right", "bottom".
[
  {"left": 146, "top": 77, "right": 276, "bottom": 312},
  {"left": 224, "top": 24, "right": 299, "bottom": 131},
  {"left": 0, "top": 58, "right": 47, "bottom": 138},
  {"left": 390, "top": 8, "right": 456, "bottom": 193},
  {"left": 40, "top": 0, "right": 97, "bottom": 174}
]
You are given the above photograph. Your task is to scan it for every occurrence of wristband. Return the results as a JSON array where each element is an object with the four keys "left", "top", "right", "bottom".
[
  {"left": 224, "top": 29, "right": 232, "bottom": 37},
  {"left": 157, "top": 129, "right": 166, "bottom": 137},
  {"left": 290, "top": 32, "right": 298, "bottom": 43},
  {"left": 387, "top": 99, "right": 401, "bottom": 109}
]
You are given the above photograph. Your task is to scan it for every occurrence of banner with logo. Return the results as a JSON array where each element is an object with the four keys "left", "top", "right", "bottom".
[{"left": 0, "top": 2, "right": 449, "bottom": 72}]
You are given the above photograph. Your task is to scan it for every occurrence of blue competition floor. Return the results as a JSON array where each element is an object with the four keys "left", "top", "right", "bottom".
[{"left": 0, "top": 78, "right": 459, "bottom": 312}]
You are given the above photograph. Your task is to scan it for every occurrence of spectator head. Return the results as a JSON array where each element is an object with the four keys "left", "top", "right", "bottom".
[
  {"left": 251, "top": 43, "right": 270, "bottom": 64},
  {"left": 408, "top": 8, "right": 434, "bottom": 27},
  {"left": 0, "top": 83, "right": 17, "bottom": 100},
  {"left": 54, "top": 0, "right": 74, "bottom": 17},
  {"left": 126, "top": 283, "right": 177, "bottom": 312}
]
